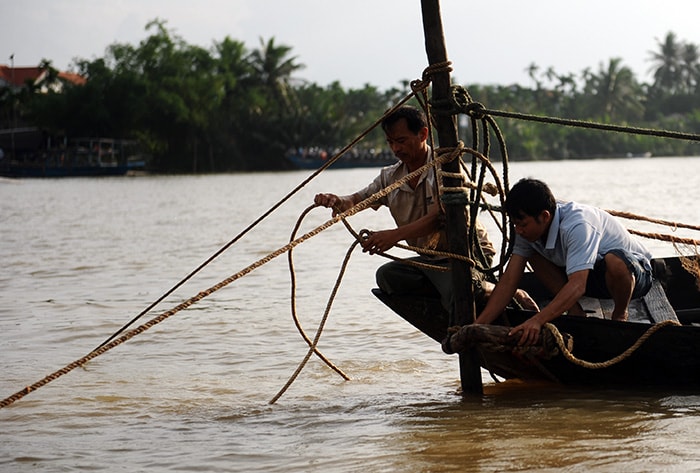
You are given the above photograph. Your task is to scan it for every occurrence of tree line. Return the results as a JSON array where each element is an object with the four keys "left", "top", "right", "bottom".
[{"left": 1, "top": 20, "right": 699, "bottom": 172}]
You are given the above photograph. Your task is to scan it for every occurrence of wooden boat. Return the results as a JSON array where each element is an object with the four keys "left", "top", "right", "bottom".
[
  {"left": 374, "top": 255, "right": 700, "bottom": 388},
  {"left": 0, "top": 135, "right": 141, "bottom": 178},
  {"left": 0, "top": 160, "right": 130, "bottom": 178}
]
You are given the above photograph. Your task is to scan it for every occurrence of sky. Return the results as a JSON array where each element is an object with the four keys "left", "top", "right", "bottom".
[{"left": 2, "top": 0, "right": 700, "bottom": 90}]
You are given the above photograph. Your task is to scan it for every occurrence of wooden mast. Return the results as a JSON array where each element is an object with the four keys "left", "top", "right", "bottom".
[{"left": 420, "top": 0, "right": 483, "bottom": 395}]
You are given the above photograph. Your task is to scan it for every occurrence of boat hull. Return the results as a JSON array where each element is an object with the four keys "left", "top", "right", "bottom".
[
  {"left": 373, "top": 256, "right": 700, "bottom": 389},
  {"left": 0, "top": 163, "right": 128, "bottom": 178}
]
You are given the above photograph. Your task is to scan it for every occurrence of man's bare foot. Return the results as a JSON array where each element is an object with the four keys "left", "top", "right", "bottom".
[{"left": 566, "top": 303, "right": 587, "bottom": 317}]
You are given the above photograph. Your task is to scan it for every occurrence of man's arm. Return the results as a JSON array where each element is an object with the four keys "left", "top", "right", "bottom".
[
  {"left": 509, "top": 269, "right": 589, "bottom": 345},
  {"left": 474, "top": 254, "right": 529, "bottom": 324},
  {"left": 314, "top": 192, "right": 362, "bottom": 215}
]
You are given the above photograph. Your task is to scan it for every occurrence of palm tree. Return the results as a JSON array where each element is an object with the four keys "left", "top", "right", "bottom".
[
  {"left": 680, "top": 42, "right": 700, "bottom": 94},
  {"left": 648, "top": 32, "right": 683, "bottom": 95},
  {"left": 248, "top": 37, "right": 305, "bottom": 109},
  {"left": 583, "top": 58, "right": 643, "bottom": 121}
]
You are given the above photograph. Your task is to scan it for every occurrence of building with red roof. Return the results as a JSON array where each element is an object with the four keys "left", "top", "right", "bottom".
[{"left": 0, "top": 65, "right": 86, "bottom": 92}]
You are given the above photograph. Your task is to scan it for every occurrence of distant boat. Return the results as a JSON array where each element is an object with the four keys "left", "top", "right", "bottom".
[
  {"left": 0, "top": 132, "right": 144, "bottom": 178},
  {"left": 625, "top": 151, "right": 653, "bottom": 158},
  {"left": 286, "top": 148, "right": 397, "bottom": 169},
  {"left": 0, "top": 161, "right": 129, "bottom": 178}
]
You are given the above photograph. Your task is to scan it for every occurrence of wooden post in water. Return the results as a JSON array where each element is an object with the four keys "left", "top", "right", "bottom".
[{"left": 420, "top": 0, "right": 483, "bottom": 395}]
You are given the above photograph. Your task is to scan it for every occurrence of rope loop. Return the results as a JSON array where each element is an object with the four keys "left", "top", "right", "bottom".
[
  {"left": 410, "top": 78, "right": 430, "bottom": 94},
  {"left": 451, "top": 84, "right": 473, "bottom": 110},
  {"left": 422, "top": 60, "right": 453, "bottom": 80},
  {"left": 411, "top": 60, "right": 452, "bottom": 96}
]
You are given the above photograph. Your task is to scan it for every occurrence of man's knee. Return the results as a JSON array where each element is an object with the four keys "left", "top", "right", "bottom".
[
  {"left": 604, "top": 252, "right": 632, "bottom": 279},
  {"left": 604, "top": 250, "right": 652, "bottom": 299},
  {"left": 375, "top": 262, "right": 401, "bottom": 293},
  {"left": 375, "top": 261, "right": 430, "bottom": 295},
  {"left": 375, "top": 259, "right": 451, "bottom": 303}
]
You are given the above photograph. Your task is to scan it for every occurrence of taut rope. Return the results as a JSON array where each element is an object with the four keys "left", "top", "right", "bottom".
[
  {"left": 461, "top": 102, "right": 700, "bottom": 143},
  {"left": 90, "top": 83, "right": 431, "bottom": 354}
]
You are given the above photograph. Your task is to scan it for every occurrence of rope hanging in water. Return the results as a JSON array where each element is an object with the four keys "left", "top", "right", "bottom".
[
  {"left": 283, "top": 204, "right": 353, "bottom": 382},
  {"left": 270, "top": 220, "right": 360, "bottom": 404}
]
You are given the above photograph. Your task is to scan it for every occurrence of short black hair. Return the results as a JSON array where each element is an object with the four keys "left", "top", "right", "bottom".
[
  {"left": 381, "top": 105, "right": 427, "bottom": 134},
  {"left": 505, "top": 178, "right": 557, "bottom": 219}
]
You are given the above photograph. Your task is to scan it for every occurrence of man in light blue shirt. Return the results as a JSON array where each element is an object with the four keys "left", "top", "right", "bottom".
[{"left": 475, "top": 178, "right": 653, "bottom": 346}]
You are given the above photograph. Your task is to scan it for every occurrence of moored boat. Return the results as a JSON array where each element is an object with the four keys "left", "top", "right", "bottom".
[
  {"left": 0, "top": 135, "right": 143, "bottom": 178},
  {"left": 286, "top": 148, "right": 397, "bottom": 169}
]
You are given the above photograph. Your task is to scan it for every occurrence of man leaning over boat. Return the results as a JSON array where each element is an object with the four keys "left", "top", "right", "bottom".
[
  {"left": 314, "top": 105, "right": 534, "bottom": 319},
  {"left": 475, "top": 178, "right": 654, "bottom": 346}
]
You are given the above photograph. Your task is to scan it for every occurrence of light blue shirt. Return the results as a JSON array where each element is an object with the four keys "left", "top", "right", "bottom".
[{"left": 513, "top": 201, "right": 652, "bottom": 275}]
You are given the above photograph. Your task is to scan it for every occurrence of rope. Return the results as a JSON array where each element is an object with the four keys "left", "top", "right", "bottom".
[
  {"left": 0, "top": 215, "right": 340, "bottom": 409},
  {"left": 270, "top": 234, "right": 361, "bottom": 404},
  {"left": 285, "top": 205, "right": 350, "bottom": 382},
  {"left": 607, "top": 210, "right": 700, "bottom": 232},
  {"left": 629, "top": 229, "right": 700, "bottom": 247},
  {"left": 90, "top": 87, "right": 425, "bottom": 353},
  {"left": 465, "top": 103, "right": 700, "bottom": 142},
  {"left": 0, "top": 127, "right": 459, "bottom": 409},
  {"left": 542, "top": 320, "right": 680, "bottom": 370}
]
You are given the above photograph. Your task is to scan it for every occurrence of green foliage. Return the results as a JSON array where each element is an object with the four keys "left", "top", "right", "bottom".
[{"left": 2, "top": 24, "right": 699, "bottom": 172}]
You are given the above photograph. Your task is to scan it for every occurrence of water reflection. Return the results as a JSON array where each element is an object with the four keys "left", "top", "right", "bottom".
[{"left": 387, "top": 381, "right": 700, "bottom": 472}]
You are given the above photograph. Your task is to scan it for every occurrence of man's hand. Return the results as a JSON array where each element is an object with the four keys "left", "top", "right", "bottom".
[
  {"left": 314, "top": 193, "right": 349, "bottom": 216},
  {"left": 314, "top": 193, "right": 340, "bottom": 209},
  {"left": 362, "top": 229, "right": 400, "bottom": 255},
  {"left": 508, "top": 315, "right": 545, "bottom": 346}
]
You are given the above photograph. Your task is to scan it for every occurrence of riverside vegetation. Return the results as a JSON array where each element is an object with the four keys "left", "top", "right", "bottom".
[{"left": 1, "top": 20, "right": 699, "bottom": 173}]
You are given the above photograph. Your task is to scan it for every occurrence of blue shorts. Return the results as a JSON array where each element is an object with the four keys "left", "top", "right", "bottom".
[{"left": 585, "top": 249, "right": 653, "bottom": 299}]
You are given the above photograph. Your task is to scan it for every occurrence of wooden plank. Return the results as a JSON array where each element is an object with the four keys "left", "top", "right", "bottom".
[{"left": 644, "top": 280, "right": 680, "bottom": 324}]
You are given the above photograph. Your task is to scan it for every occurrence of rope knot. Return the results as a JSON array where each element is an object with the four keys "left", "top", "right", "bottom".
[
  {"left": 464, "top": 102, "right": 487, "bottom": 120},
  {"left": 410, "top": 78, "right": 430, "bottom": 94}
]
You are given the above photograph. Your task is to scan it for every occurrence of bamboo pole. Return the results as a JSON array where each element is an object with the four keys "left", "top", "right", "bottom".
[{"left": 420, "top": 0, "right": 483, "bottom": 395}]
